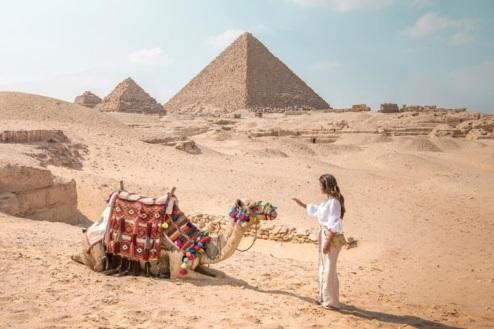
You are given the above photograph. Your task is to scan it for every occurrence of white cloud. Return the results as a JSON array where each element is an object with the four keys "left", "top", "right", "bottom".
[
  {"left": 312, "top": 60, "right": 341, "bottom": 71},
  {"left": 286, "top": 0, "right": 394, "bottom": 11},
  {"left": 205, "top": 29, "right": 246, "bottom": 49},
  {"left": 448, "top": 28, "right": 475, "bottom": 46},
  {"left": 403, "top": 13, "right": 475, "bottom": 46},
  {"left": 128, "top": 48, "right": 173, "bottom": 65},
  {"left": 403, "top": 13, "right": 452, "bottom": 37}
]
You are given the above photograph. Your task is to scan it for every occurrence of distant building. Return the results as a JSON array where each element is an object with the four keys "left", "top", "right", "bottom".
[{"left": 379, "top": 103, "right": 399, "bottom": 113}]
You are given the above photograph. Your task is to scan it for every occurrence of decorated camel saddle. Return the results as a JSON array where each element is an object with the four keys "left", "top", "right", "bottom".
[{"left": 101, "top": 190, "right": 211, "bottom": 273}]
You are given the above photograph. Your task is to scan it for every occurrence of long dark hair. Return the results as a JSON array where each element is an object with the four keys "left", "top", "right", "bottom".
[{"left": 319, "top": 174, "right": 345, "bottom": 218}]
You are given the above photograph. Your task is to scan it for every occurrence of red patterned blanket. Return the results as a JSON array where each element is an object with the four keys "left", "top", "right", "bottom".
[{"left": 104, "top": 191, "right": 203, "bottom": 262}]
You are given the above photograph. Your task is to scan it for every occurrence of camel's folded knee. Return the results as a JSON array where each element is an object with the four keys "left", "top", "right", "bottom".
[{"left": 71, "top": 253, "right": 84, "bottom": 264}]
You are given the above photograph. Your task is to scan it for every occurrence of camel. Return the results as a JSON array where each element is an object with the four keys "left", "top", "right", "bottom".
[{"left": 71, "top": 191, "right": 277, "bottom": 280}]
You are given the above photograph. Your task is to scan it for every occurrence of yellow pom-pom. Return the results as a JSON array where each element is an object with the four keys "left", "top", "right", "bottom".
[
  {"left": 180, "top": 263, "right": 188, "bottom": 269},
  {"left": 161, "top": 222, "right": 169, "bottom": 229}
]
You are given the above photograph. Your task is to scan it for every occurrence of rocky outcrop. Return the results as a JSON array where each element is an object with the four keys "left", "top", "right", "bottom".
[
  {"left": 74, "top": 91, "right": 102, "bottom": 108},
  {"left": 430, "top": 124, "right": 464, "bottom": 137},
  {"left": 456, "top": 119, "right": 494, "bottom": 135},
  {"left": 401, "top": 105, "right": 467, "bottom": 113},
  {"left": 0, "top": 129, "right": 68, "bottom": 143},
  {"left": 98, "top": 77, "right": 164, "bottom": 114},
  {"left": 0, "top": 164, "right": 81, "bottom": 224},
  {"left": 0, "top": 130, "right": 87, "bottom": 170},
  {"left": 466, "top": 128, "right": 494, "bottom": 140}
]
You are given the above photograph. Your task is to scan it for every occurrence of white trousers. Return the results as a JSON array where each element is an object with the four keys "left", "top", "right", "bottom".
[{"left": 318, "top": 227, "right": 342, "bottom": 307}]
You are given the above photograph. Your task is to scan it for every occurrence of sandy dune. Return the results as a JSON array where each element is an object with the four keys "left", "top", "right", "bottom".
[{"left": 0, "top": 92, "right": 493, "bottom": 328}]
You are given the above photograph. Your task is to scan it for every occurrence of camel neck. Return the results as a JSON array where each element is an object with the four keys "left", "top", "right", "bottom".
[{"left": 200, "top": 220, "right": 254, "bottom": 264}]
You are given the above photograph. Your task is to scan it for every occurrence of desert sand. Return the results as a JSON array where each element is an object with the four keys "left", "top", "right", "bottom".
[{"left": 1, "top": 91, "right": 493, "bottom": 328}]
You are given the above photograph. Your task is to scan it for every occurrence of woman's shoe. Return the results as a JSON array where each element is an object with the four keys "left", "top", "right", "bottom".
[{"left": 321, "top": 303, "right": 342, "bottom": 310}]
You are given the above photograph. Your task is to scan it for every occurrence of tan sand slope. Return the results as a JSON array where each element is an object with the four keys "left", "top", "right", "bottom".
[{"left": 0, "top": 92, "right": 493, "bottom": 328}]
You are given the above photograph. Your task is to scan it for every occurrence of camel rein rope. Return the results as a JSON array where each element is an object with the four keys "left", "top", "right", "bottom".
[{"left": 236, "top": 222, "right": 258, "bottom": 252}]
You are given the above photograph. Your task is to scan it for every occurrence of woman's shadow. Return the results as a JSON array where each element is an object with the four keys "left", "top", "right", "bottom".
[{"left": 188, "top": 267, "right": 464, "bottom": 329}]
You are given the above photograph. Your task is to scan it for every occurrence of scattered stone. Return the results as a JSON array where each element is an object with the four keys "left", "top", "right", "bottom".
[
  {"left": 330, "top": 104, "right": 371, "bottom": 112},
  {"left": 401, "top": 105, "right": 467, "bottom": 113},
  {"left": 430, "top": 124, "right": 463, "bottom": 137},
  {"left": 466, "top": 128, "right": 494, "bottom": 140},
  {"left": 175, "top": 140, "right": 201, "bottom": 154}
]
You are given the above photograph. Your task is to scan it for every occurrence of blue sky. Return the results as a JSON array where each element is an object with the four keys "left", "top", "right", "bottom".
[{"left": 1, "top": 0, "right": 493, "bottom": 112}]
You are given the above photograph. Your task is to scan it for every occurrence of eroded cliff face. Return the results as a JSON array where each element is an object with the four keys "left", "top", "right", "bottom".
[{"left": 0, "top": 164, "right": 81, "bottom": 224}]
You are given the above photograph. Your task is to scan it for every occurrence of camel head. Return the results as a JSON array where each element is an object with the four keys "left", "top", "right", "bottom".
[{"left": 228, "top": 199, "right": 278, "bottom": 228}]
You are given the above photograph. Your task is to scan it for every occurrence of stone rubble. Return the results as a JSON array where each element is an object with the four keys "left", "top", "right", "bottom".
[
  {"left": 74, "top": 91, "right": 102, "bottom": 108},
  {"left": 189, "top": 214, "right": 319, "bottom": 244}
]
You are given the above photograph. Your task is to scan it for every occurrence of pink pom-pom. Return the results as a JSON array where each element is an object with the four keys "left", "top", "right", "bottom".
[{"left": 179, "top": 268, "right": 187, "bottom": 275}]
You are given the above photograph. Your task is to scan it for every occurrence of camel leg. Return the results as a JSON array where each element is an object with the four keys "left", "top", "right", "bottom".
[
  {"left": 169, "top": 252, "right": 215, "bottom": 281},
  {"left": 104, "top": 255, "right": 123, "bottom": 275},
  {"left": 181, "top": 269, "right": 218, "bottom": 280},
  {"left": 71, "top": 253, "right": 84, "bottom": 265},
  {"left": 115, "top": 257, "right": 130, "bottom": 276}
]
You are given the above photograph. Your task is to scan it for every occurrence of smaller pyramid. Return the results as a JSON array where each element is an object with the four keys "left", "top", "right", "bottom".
[
  {"left": 74, "top": 91, "right": 102, "bottom": 108},
  {"left": 98, "top": 77, "right": 164, "bottom": 114}
]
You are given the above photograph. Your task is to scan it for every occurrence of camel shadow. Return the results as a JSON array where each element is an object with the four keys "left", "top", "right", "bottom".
[{"left": 186, "top": 268, "right": 464, "bottom": 329}]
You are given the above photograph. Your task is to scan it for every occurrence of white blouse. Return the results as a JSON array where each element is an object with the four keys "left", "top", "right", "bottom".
[{"left": 306, "top": 198, "right": 343, "bottom": 233}]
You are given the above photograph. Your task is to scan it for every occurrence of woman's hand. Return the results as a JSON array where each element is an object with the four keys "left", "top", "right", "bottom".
[
  {"left": 323, "top": 244, "right": 331, "bottom": 254},
  {"left": 292, "top": 198, "right": 306, "bottom": 208},
  {"left": 323, "top": 231, "right": 334, "bottom": 254}
]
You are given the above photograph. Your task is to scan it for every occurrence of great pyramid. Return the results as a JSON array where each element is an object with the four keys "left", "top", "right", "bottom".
[
  {"left": 163, "top": 32, "right": 329, "bottom": 114},
  {"left": 98, "top": 77, "right": 164, "bottom": 114}
]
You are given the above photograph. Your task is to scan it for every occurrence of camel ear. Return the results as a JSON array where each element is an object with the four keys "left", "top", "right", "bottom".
[
  {"left": 240, "top": 199, "right": 254, "bottom": 208},
  {"left": 236, "top": 199, "right": 243, "bottom": 207}
]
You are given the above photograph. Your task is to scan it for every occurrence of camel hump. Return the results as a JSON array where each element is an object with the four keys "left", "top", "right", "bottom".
[{"left": 117, "top": 191, "right": 169, "bottom": 205}]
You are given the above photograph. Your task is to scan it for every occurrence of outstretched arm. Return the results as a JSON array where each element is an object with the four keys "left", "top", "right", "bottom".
[{"left": 292, "top": 198, "right": 306, "bottom": 209}]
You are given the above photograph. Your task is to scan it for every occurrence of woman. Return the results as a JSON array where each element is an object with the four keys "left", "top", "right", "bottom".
[{"left": 293, "top": 174, "right": 345, "bottom": 310}]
